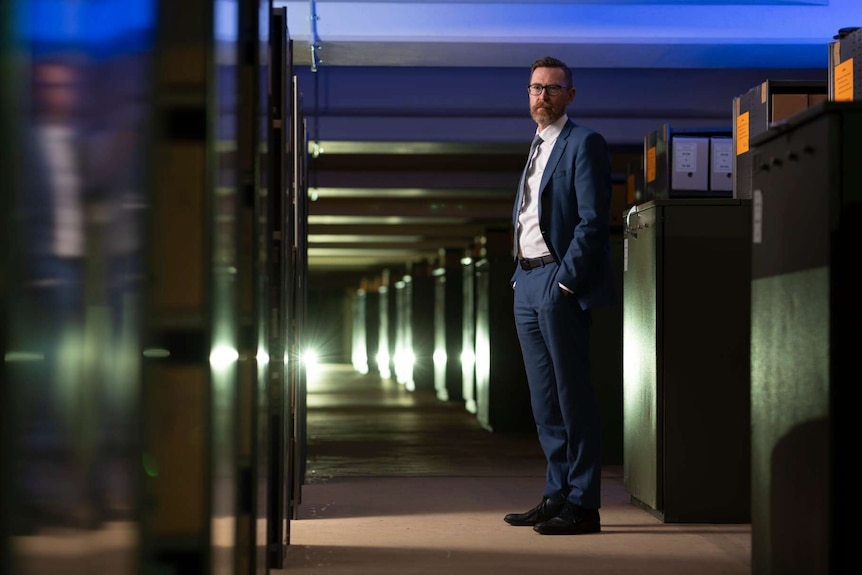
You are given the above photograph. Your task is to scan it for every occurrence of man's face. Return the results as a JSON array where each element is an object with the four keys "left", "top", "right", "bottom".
[{"left": 529, "top": 66, "right": 576, "bottom": 128}]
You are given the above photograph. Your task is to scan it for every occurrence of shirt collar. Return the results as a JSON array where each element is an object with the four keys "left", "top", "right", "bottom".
[{"left": 536, "top": 114, "right": 568, "bottom": 144}]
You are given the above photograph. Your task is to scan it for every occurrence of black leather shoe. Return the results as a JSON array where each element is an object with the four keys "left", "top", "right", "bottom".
[
  {"left": 533, "top": 503, "right": 601, "bottom": 535},
  {"left": 504, "top": 498, "right": 566, "bottom": 526}
]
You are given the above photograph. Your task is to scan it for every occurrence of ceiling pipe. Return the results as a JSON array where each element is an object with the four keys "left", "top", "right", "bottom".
[{"left": 309, "top": 0, "right": 321, "bottom": 72}]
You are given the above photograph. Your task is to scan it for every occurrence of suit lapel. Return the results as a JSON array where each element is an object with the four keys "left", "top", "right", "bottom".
[{"left": 538, "top": 120, "right": 573, "bottom": 194}]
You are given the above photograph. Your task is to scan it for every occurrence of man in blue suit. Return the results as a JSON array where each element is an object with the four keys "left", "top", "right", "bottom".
[{"left": 503, "top": 56, "right": 614, "bottom": 535}]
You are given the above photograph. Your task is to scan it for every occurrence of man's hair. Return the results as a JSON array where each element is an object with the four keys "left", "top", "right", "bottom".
[{"left": 530, "top": 56, "right": 573, "bottom": 88}]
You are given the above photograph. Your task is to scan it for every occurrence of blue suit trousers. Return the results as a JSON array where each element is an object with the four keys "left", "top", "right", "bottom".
[{"left": 512, "top": 262, "right": 602, "bottom": 508}]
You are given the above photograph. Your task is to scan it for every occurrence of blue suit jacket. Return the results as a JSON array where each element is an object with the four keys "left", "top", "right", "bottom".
[{"left": 511, "top": 119, "right": 616, "bottom": 310}]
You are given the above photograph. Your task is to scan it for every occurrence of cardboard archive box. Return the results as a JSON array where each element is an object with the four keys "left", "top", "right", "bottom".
[
  {"left": 643, "top": 124, "right": 732, "bottom": 201},
  {"left": 829, "top": 26, "right": 862, "bottom": 102},
  {"left": 732, "top": 80, "right": 828, "bottom": 200}
]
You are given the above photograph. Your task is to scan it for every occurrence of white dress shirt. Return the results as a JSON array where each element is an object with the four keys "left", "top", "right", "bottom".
[{"left": 517, "top": 115, "right": 567, "bottom": 259}]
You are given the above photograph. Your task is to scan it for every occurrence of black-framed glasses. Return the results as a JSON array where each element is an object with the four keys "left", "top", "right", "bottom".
[{"left": 528, "top": 84, "right": 566, "bottom": 96}]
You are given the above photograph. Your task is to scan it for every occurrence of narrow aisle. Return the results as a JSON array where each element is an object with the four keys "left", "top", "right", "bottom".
[
  {"left": 302, "top": 364, "right": 546, "bottom": 481},
  {"left": 279, "top": 364, "right": 751, "bottom": 575}
]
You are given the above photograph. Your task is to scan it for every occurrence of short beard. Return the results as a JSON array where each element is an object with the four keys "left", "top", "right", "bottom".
[{"left": 531, "top": 104, "right": 561, "bottom": 127}]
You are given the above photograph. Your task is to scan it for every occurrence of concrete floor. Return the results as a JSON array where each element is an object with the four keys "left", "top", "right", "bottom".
[{"left": 277, "top": 364, "right": 751, "bottom": 575}]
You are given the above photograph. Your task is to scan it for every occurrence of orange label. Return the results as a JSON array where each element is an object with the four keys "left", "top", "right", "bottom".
[
  {"left": 646, "top": 146, "right": 656, "bottom": 183},
  {"left": 834, "top": 58, "right": 854, "bottom": 102},
  {"left": 736, "top": 111, "right": 750, "bottom": 155}
]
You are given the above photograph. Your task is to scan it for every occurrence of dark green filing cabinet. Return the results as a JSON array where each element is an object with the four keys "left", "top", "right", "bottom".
[
  {"left": 749, "top": 101, "right": 862, "bottom": 575},
  {"left": 623, "top": 199, "right": 751, "bottom": 523}
]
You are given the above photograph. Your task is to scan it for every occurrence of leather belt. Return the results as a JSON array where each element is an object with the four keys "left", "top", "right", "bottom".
[{"left": 519, "top": 254, "right": 556, "bottom": 270}]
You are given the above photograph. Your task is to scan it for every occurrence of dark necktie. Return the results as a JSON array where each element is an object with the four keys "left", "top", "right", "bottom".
[{"left": 514, "top": 133, "right": 543, "bottom": 255}]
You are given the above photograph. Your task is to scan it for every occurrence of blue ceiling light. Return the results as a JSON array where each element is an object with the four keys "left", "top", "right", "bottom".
[
  {"left": 24, "top": 0, "right": 156, "bottom": 54},
  {"left": 273, "top": 0, "right": 860, "bottom": 69}
]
